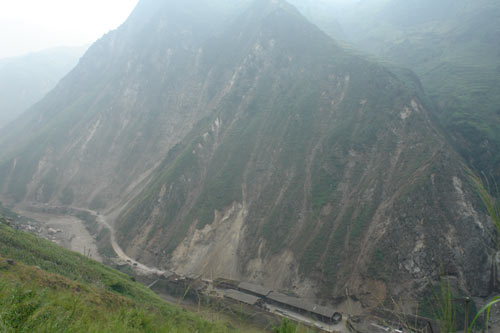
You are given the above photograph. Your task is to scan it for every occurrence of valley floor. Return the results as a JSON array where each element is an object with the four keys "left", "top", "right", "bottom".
[{"left": 11, "top": 208, "right": 102, "bottom": 262}]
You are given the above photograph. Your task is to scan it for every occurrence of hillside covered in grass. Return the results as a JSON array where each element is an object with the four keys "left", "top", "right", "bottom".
[{"left": 0, "top": 217, "right": 232, "bottom": 332}]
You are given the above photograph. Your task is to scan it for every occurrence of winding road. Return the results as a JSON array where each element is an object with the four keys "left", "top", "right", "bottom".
[
  {"left": 26, "top": 204, "right": 168, "bottom": 276},
  {"left": 94, "top": 213, "right": 166, "bottom": 275}
]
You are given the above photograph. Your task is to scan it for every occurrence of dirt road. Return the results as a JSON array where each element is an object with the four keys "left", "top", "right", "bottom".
[{"left": 94, "top": 213, "right": 166, "bottom": 275}]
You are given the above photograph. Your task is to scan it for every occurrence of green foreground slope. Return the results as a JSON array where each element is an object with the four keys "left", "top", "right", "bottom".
[{"left": 0, "top": 218, "right": 231, "bottom": 332}]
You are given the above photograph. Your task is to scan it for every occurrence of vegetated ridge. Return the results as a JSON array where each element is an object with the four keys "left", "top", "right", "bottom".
[{"left": 293, "top": 0, "right": 500, "bottom": 184}]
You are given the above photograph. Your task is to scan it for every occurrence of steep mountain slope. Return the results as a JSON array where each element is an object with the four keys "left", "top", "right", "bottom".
[
  {"left": 0, "top": 1, "right": 248, "bottom": 208},
  {"left": 114, "top": 0, "right": 494, "bottom": 302},
  {"left": 0, "top": 0, "right": 495, "bottom": 305},
  {"left": 295, "top": 0, "right": 500, "bottom": 184},
  {"left": 363, "top": 0, "right": 500, "bottom": 184},
  {"left": 0, "top": 217, "right": 230, "bottom": 332},
  {"left": 0, "top": 46, "right": 85, "bottom": 129}
]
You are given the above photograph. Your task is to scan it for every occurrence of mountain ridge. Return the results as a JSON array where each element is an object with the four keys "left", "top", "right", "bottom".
[{"left": 292, "top": 0, "right": 500, "bottom": 184}]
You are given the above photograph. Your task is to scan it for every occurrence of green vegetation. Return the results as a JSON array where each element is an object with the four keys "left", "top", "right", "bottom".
[
  {"left": 419, "top": 278, "right": 480, "bottom": 332},
  {"left": 469, "top": 171, "right": 500, "bottom": 246},
  {"left": 60, "top": 187, "right": 74, "bottom": 205},
  {"left": 418, "top": 171, "right": 500, "bottom": 332},
  {"left": 38, "top": 169, "right": 58, "bottom": 203},
  {"left": 191, "top": 114, "right": 257, "bottom": 228},
  {"left": 289, "top": 0, "right": 500, "bottom": 184},
  {"left": 0, "top": 221, "right": 233, "bottom": 332},
  {"left": 367, "top": 249, "right": 386, "bottom": 280},
  {"left": 468, "top": 297, "right": 500, "bottom": 333},
  {"left": 466, "top": 172, "right": 500, "bottom": 332},
  {"left": 356, "top": 1, "right": 500, "bottom": 183},
  {"left": 272, "top": 319, "right": 297, "bottom": 333},
  {"left": 271, "top": 318, "right": 314, "bottom": 333},
  {"left": 89, "top": 194, "right": 106, "bottom": 211}
]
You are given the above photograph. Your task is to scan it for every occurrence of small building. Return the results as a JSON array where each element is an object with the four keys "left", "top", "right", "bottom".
[
  {"left": 267, "top": 291, "right": 342, "bottom": 324},
  {"left": 224, "top": 289, "right": 262, "bottom": 306},
  {"left": 214, "top": 277, "right": 239, "bottom": 290},
  {"left": 238, "top": 281, "right": 272, "bottom": 298}
]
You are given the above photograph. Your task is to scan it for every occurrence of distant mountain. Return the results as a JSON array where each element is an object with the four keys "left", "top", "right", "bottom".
[
  {"left": 0, "top": 0, "right": 249, "bottom": 207},
  {"left": 298, "top": 0, "right": 500, "bottom": 184},
  {"left": 285, "top": 0, "right": 345, "bottom": 39},
  {"left": 0, "top": 46, "right": 86, "bottom": 128},
  {"left": 0, "top": 0, "right": 495, "bottom": 306}
]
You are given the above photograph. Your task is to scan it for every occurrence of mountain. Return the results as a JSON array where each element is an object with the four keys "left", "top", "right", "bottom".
[
  {"left": 0, "top": 0, "right": 253, "bottom": 208},
  {"left": 0, "top": 0, "right": 495, "bottom": 306},
  {"left": 116, "top": 0, "right": 495, "bottom": 302},
  {"left": 296, "top": 0, "right": 500, "bottom": 185},
  {"left": 285, "top": 0, "right": 345, "bottom": 39},
  {"left": 0, "top": 46, "right": 86, "bottom": 128},
  {"left": 0, "top": 217, "right": 229, "bottom": 331}
]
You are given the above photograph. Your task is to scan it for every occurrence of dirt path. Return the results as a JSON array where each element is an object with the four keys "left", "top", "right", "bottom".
[{"left": 94, "top": 213, "right": 166, "bottom": 275}]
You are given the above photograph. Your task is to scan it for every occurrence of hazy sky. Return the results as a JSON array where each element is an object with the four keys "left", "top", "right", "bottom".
[{"left": 0, "top": 0, "right": 139, "bottom": 59}]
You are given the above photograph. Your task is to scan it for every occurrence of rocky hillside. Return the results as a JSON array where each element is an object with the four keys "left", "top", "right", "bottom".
[
  {"left": 115, "top": 0, "right": 494, "bottom": 302},
  {"left": 0, "top": 0, "right": 495, "bottom": 305},
  {"left": 0, "top": 46, "right": 85, "bottom": 128},
  {"left": 293, "top": 0, "right": 500, "bottom": 184},
  {"left": 0, "top": 0, "right": 246, "bottom": 208}
]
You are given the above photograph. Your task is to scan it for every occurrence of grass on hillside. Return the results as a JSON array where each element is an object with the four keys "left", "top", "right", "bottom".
[
  {"left": 0, "top": 220, "right": 233, "bottom": 332},
  {"left": 422, "top": 171, "right": 500, "bottom": 333}
]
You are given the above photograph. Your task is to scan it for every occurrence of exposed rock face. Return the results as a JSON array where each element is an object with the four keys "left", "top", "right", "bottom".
[{"left": 0, "top": 0, "right": 495, "bottom": 303}]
